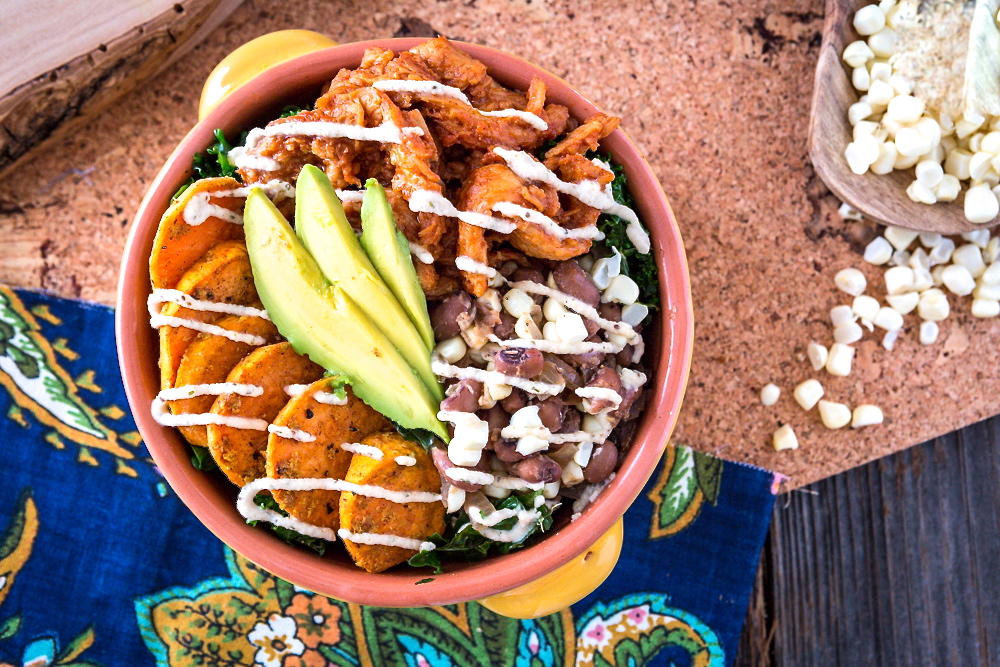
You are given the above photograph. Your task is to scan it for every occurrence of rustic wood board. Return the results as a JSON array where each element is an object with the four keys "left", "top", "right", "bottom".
[
  {"left": 0, "top": 0, "right": 997, "bottom": 487},
  {"left": 735, "top": 413, "right": 1000, "bottom": 666},
  {"left": 0, "top": 0, "right": 243, "bottom": 174}
]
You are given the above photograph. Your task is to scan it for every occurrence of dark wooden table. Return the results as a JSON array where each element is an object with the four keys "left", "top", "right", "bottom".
[{"left": 734, "top": 413, "right": 1000, "bottom": 666}]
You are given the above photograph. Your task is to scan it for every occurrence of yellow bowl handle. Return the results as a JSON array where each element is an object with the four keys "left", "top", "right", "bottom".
[
  {"left": 198, "top": 29, "right": 337, "bottom": 121},
  {"left": 477, "top": 517, "right": 623, "bottom": 619}
]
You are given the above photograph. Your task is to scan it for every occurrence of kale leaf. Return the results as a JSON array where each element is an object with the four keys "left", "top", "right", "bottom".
[
  {"left": 172, "top": 129, "right": 247, "bottom": 200},
  {"left": 394, "top": 425, "right": 438, "bottom": 450},
  {"left": 407, "top": 490, "right": 554, "bottom": 573},
  {"left": 597, "top": 161, "right": 659, "bottom": 310},
  {"left": 189, "top": 444, "right": 217, "bottom": 471},
  {"left": 247, "top": 493, "right": 328, "bottom": 555}
]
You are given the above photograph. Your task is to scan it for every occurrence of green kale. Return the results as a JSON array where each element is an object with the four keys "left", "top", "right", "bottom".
[
  {"left": 407, "top": 490, "right": 553, "bottom": 573},
  {"left": 247, "top": 493, "right": 328, "bottom": 555},
  {"left": 189, "top": 444, "right": 217, "bottom": 471},
  {"left": 597, "top": 160, "right": 659, "bottom": 311},
  {"left": 394, "top": 424, "right": 438, "bottom": 450},
  {"left": 280, "top": 105, "right": 304, "bottom": 118},
  {"left": 172, "top": 128, "right": 247, "bottom": 200}
]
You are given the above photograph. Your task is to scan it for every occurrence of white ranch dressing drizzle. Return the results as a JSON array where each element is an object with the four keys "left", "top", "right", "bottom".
[
  {"left": 445, "top": 468, "right": 495, "bottom": 486},
  {"left": 334, "top": 189, "right": 366, "bottom": 203},
  {"left": 489, "top": 476, "right": 545, "bottom": 491},
  {"left": 471, "top": 509, "right": 543, "bottom": 543},
  {"left": 467, "top": 505, "right": 519, "bottom": 527},
  {"left": 575, "top": 386, "right": 623, "bottom": 408},
  {"left": 372, "top": 79, "right": 548, "bottom": 130},
  {"left": 157, "top": 383, "right": 263, "bottom": 401},
  {"left": 492, "top": 336, "right": 619, "bottom": 355},
  {"left": 267, "top": 424, "right": 315, "bottom": 442},
  {"left": 237, "top": 478, "right": 441, "bottom": 545},
  {"left": 408, "top": 242, "right": 435, "bottom": 264},
  {"left": 150, "top": 397, "right": 268, "bottom": 430},
  {"left": 282, "top": 384, "right": 349, "bottom": 406},
  {"left": 337, "top": 529, "right": 435, "bottom": 553},
  {"left": 454, "top": 255, "right": 497, "bottom": 279},
  {"left": 407, "top": 190, "right": 516, "bottom": 234},
  {"left": 341, "top": 442, "right": 384, "bottom": 460},
  {"left": 182, "top": 180, "right": 294, "bottom": 226},
  {"left": 149, "top": 314, "right": 267, "bottom": 346},
  {"left": 492, "top": 147, "right": 650, "bottom": 253},
  {"left": 395, "top": 455, "right": 417, "bottom": 467},
  {"left": 149, "top": 289, "right": 271, "bottom": 321},
  {"left": 491, "top": 201, "right": 603, "bottom": 241},
  {"left": 510, "top": 280, "right": 638, "bottom": 341},
  {"left": 431, "top": 356, "right": 562, "bottom": 396}
]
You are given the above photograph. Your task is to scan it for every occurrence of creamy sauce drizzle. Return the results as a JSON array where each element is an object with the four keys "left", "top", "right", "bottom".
[
  {"left": 431, "top": 356, "right": 562, "bottom": 396},
  {"left": 407, "top": 190, "right": 516, "bottom": 234},
  {"left": 267, "top": 424, "right": 315, "bottom": 442},
  {"left": 338, "top": 529, "right": 435, "bottom": 552},
  {"left": 492, "top": 147, "right": 650, "bottom": 253},
  {"left": 157, "top": 382, "right": 262, "bottom": 401},
  {"left": 335, "top": 189, "right": 366, "bottom": 203},
  {"left": 471, "top": 509, "right": 543, "bottom": 542},
  {"left": 445, "top": 468, "right": 495, "bottom": 486},
  {"left": 283, "top": 384, "right": 348, "bottom": 406},
  {"left": 491, "top": 201, "right": 603, "bottom": 241},
  {"left": 575, "top": 386, "right": 623, "bottom": 408},
  {"left": 232, "top": 121, "right": 411, "bottom": 172},
  {"left": 151, "top": 397, "right": 268, "bottom": 430},
  {"left": 454, "top": 255, "right": 497, "bottom": 278},
  {"left": 149, "top": 315, "right": 267, "bottom": 346},
  {"left": 341, "top": 442, "right": 384, "bottom": 460},
  {"left": 182, "top": 180, "right": 294, "bottom": 226},
  {"left": 372, "top": 79, "right": 548, "bottom": 130},
  {"left": 408, "top": 242, "right": 435, "bottom": 264},
  {"left": 510, "top": 280, "right": 638, "bottom": 341},
  {"left": 395, "top": 455, "right": 417, "bottom": 467},
  {"left": 149, "top": 289, "right": 271, "bottom": 320}
]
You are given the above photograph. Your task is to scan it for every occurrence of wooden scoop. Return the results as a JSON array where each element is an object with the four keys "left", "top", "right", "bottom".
[{"left": 809, "top": 0, "right": 1000, "bottom": 234}]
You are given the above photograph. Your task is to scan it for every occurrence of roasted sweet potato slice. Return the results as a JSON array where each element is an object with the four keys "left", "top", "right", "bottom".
[
  {"left": 168, "top": 315, "right": 281, "bottom": 447},
  {"left": 157, "top": 240, "right": 260, "bottom": 389},
  {"left": 150, "top": 177, "right": 245, "bottom": 289},
  {"left": 207, "top": 342, "right": 324, "bottom": 487},
  {"left": 267, "top": 380, "right": 390, "bottom": 531},
  {"left": 339, "top": 431, "right": 445, "bottom": 573}
]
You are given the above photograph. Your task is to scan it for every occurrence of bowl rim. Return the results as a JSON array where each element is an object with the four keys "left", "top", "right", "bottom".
[{"left": 116, "top": 37, "right": 694, "bottom": 607}]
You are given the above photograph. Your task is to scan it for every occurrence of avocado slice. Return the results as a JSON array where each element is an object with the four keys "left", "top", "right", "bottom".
[
  {"left": 294, "top": 166, "right": 442, "bottom": 400},
  {"left": 243, "top": 189, "right": 448, "bottom": 440},
  {"left": 359, "top": 179, "right": 436, "bottom": 350}
]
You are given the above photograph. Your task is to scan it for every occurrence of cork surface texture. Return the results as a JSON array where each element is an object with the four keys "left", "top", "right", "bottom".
[{"left": 1, "top": 0, "right": 997, "bottom": 488}]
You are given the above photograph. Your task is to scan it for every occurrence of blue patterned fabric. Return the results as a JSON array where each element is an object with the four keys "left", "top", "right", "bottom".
[{"left": 0, "top": 286, "right": 777, "bottom": 667}]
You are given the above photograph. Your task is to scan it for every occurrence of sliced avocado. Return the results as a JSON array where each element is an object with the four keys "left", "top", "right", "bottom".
[
  {"left": 294, "top": 166, "right": 442, "bottom": 400},
  {"left": 359, "top": 179, "right": 436, "bottom": 350},
  {"left": 243, "top": 189, "right": 448, "bottom": 440}
]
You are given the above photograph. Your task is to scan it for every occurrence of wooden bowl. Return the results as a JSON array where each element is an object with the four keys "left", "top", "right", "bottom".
[
  {"left": 809, "top": 0, "right": 999, "bottom": 234},
  {"left": 115, "top": 38, "right": 694, "bottom": 607}
]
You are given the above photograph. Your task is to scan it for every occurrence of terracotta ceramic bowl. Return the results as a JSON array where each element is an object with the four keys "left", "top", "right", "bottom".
[{"left": 116, "top": 38, "right": 693, "bottom": 607}]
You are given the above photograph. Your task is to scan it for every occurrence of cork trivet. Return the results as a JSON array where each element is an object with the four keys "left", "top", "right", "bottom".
[{"left": 1, "top": 0, "right": 996, "bottom": 488}]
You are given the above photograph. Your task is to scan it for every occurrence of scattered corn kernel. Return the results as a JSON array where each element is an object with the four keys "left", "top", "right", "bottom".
[
  {"left": 834, "top": 322, "right": 864, "bottom": 344},
  {"left": 772, "top": 424, "right": 799, "bottom": 451},
  {"left": 873, "top": 306, "right": 904, "bottom": 331},
  {"left": 620, "top": 303, "right": 649, "bottom": 327},
  {"left": 807, "top": 341, "right": 829, "bottom": 371},
  {"left": 435, "top": 336, "right": 468, "bottom": 364},
  {"left": 852, "top": 295, "right": 881, "bottom": 321},
  {"left": 851, "top": 404, "right": 884, "bottom": 427},
  {"left": 602, "top": 274, "right": 640, "bottom": 305},
  {"left": 964, "top": 183, "right": 999, "bottom": 224},
  {"left": 793, "top": 379, "right": 825, "bottom": 410},
  {"left": 884, "top": 226, "right": 919, "bottom": 250},
  {"left": 883, "top": 328, "right": 900, "bottom": 350},
  {"left": 818, "top": 400, "right": 852, "bottom": 429},
  {"left": 919, "top": 320, "right": 939, "bottom": 345},
  {"left": 830, "top": 305, "right": 856, "bottom": 327},
  {"left": 917, "top": 288, "right": 950, "bottom": 321},
  {"left": 826, "top": 343, "right": 855, "bottom": 377},
  {"left": 928, "top": 237, "right": 956, "bottom": 265},
  {"left": 555, "top": 312, "right": 588, "bottom": 343},
  {"left": 834, "top": 268, "right": 868, "bottom": 296},
  {"left": 951, "top": 244, "right": 987, "bottom": 277},
  {"left": 971, "top": 298, "right": 1000, "bottom": 318},
  {"left": 843, "top": 40, "right": 876, "bottom": 68},
  {"left": 885, "top": 291, "right": 919, "bottom": 314},
  {"left": 542, "top": 296, "right": 567, "bottom": 322},
  {"left": 884, "top": 265, "right": 915, "bottom": 294},
  {"left": 760, "top": 383, "right": 781, "bottom": 407},
  {"left": 941, "top": 264, "right": 977, "bottom": 296},
  {"left": 854, "top": 4, "right": 886, "bottom": 34}
]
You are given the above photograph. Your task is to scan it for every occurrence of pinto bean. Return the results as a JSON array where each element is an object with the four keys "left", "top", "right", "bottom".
[
  {"left": 440, "top": 379, "right": 482, "bottom": 413},
  {"left": 557, "top": 408, "right": 582, "bottom": 434},
  {"left": 494, "top": 438, "right": 525, "bottom": 463},
  {"left": 615, "top": 345, "right": 635, "bottom": 366},
  {"left": 598, "top": 302, "right": 622, "bottom": 322},
  {"left": 510, "top": 454, "right": 562, "bottom": 484},
  {"left": 482, "top": 405, "right": 507, "bottom": 446},
  {"left": 567, "top": 335, "right": 606, "bottom": 368},
  {"left": 431, "top": 447, "right": 484, "bottom": 492},
  {"left": 431, "top": 291, "right": 474, "bottom": 340},
  {"left": 584, "top": 443, "right": 618, "bottom": 483},
  {"left": 501, "top": 388, "right": 527, "bottom": 413},
  {"left": 494, "top": 310, "right": 516, "bottom": 339},
  {"left": 494, "top": 347, "right": 545, "bottom": 378},
  {"left": 580, "top": 366, "right": 623, "bottom": 414},
  {"left": 535, "top": 398, "right": 564, "bottom": 431},
  {"left": 511, "top": 267, "right": 546, "bottom": 284},
  {"left": 552, "top": 260, "right": 600, "bottom": 307}
]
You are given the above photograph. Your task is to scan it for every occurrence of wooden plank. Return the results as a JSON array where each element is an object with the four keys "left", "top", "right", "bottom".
[{"left": 735, "top": 413, "right": 1000, "bottom": 666}]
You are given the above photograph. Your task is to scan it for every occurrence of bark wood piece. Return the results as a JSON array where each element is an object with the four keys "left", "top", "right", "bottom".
[{"left": 0, "top": 0, "right": 244, "bottom": 177}]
